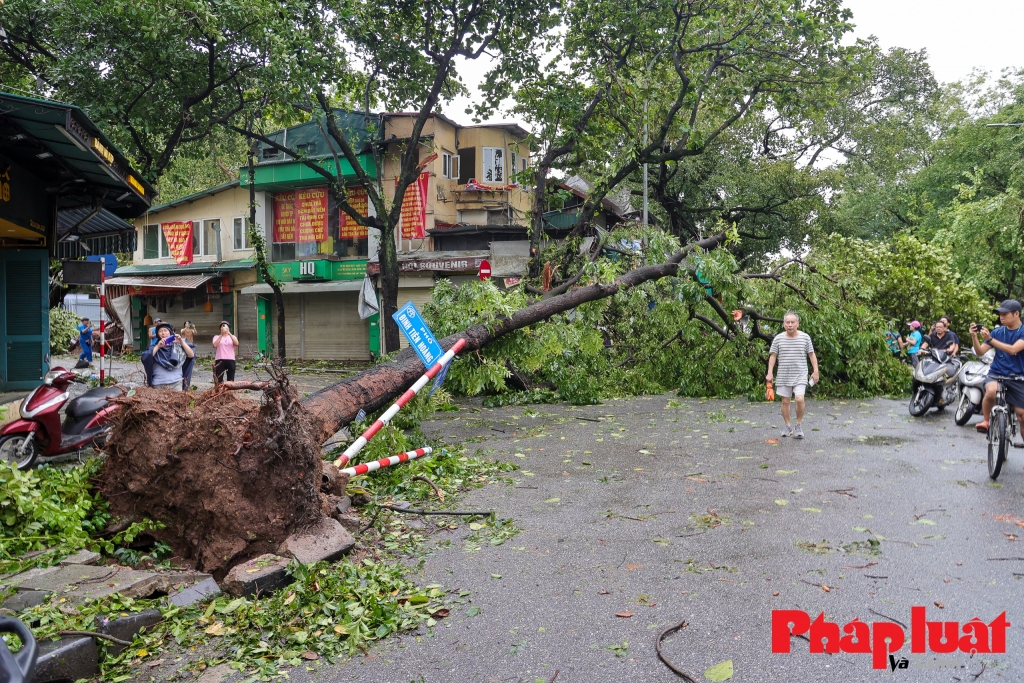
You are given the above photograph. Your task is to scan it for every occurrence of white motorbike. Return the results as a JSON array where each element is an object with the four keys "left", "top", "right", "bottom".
[{"left": 954, "top": 348, "right": 994, "bottom": 426}]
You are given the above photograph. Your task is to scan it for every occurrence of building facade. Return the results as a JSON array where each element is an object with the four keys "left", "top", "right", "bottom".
[{"left": 0, "top": 92, "right": 153, "bottom": 390}]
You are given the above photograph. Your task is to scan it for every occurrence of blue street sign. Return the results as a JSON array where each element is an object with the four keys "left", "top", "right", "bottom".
[{"left": 393, "top": 301, "right": 444, "bottom": 369}]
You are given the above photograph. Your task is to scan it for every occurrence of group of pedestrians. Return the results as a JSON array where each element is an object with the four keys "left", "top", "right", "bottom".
[
  {"left": 141, "top": 318, "right": 240, "bottom": 391},
  {"left": 886, "top": 317, "right": 960, "bottom": 367}
]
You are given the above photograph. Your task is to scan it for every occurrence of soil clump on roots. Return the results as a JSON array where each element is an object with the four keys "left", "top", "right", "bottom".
[{"left": 99, "top": 371, "right": 331, "bottom": 579}]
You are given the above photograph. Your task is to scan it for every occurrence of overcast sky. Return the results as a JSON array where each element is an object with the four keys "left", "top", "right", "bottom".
[{"left": 438, "top": 0, "right": 1024, "bottom": 127}]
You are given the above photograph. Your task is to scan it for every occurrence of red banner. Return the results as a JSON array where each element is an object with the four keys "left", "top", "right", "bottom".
[
  {"left": 161, "top": 221, "right": 193, "bottom": 265},
  {"left": 340, "top": 187, "right": 369, "bottom": 240},
  {"left": 296, "top": 187, "right": 328, "bottom": 242},
  {"left": 272, "top": 191, "right": 296, "bottom": 242},
  {"left": 398, "top": 172, "right": 429, "bottom": 239}
]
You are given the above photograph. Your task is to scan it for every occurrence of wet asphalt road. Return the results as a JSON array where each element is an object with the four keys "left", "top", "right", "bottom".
[{"left": 294, "top": 394, "right": 1024, "bottom": 683}]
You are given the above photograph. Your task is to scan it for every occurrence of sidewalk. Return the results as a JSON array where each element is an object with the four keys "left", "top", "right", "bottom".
[{"left": 50, "top": 354, "right": 370, "bottom": 397}]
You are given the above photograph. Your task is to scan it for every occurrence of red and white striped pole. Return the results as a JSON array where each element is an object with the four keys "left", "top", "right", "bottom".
[
  {"left": 334, "top": 338, "right": 466, "bottom": 468},
  {"left": 339, "top": 447, "right": 432, "bottom": 477},
  {"left": 99, "top": 257, "right": 106, "bottom": 386}
]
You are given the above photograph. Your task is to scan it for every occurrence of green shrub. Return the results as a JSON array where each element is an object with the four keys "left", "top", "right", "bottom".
[{"left": 49, "top": 307, "right": 81, "bottom": 354}]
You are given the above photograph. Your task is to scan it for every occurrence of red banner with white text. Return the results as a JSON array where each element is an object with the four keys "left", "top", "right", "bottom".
[
  {"left": 295, "top": 187, "right": 328, "bottom": 242},
  {"left": 161, "top": 221, "right": 194, "bottom": 265},
  {"left": 398, "top": 173, "right": 429, "bottom": 239},
  {"left": 340, "top": 186, "right": 369, "bottom": 240},
  {"left": 272, "top": 191, "right": 296, "bottom": 242}
]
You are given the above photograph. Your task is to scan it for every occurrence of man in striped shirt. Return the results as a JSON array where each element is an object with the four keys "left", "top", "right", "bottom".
[{"left": 766, "top": 311, "right": 820, "bottom": 439}]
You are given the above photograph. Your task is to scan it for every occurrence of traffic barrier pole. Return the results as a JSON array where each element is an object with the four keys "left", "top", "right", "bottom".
[
  {"left": 99, "top": 257, "right": 106, "bottom": 386},
  {"left": 334, "top": 338, "right": 466, "bottom": 468},
  {"left": 339, "top": 447, "right": 432, "bottom": 477}
]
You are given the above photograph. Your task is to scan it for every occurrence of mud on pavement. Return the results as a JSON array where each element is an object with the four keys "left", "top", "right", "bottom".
[{"left": 284, "top": 394, "right": 1024, "bottom": 683}]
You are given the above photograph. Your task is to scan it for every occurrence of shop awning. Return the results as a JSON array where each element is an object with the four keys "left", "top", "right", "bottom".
[
  {"left": 240, "top": 280, "right": 363, "bottom": 295},
  {"left": 104, "top": 274, "right": 218, "bottom": 289}
]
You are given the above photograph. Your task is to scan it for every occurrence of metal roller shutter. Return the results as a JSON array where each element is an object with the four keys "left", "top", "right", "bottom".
[
  {"left": 304, "top": 292, "right": 369, "bottom": 360},
  {"left": 236, "top": 294, "right": 259, "bottom": 358},
  {"left": 398, "top": 288, "right": 434, "bottom": 350}
]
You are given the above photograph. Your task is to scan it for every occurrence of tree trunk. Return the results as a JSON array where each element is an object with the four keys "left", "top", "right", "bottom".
[
  {"left": 379, "top": 219, "right": 401, "bottom": 353},
  {"left": 246, "top": 142, "right": 286, "bottom": 358},
  {"left": 302, "top": 233, "right": 725, "bottom": 440}
]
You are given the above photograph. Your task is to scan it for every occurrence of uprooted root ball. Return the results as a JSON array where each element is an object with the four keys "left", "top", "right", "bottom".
[{"left": 99, "top": 380, "right": 327, "bottom": 579}]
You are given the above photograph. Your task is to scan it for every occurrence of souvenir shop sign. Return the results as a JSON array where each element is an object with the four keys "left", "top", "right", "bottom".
[
  {"left": 398, "top": 172, "right": 429, "bottom": 239},
  {"left": 161, "top": 221, "right": 193, "bottom": 265},
  {"left": 340, "top": 186, "right": 369, "bottom": 240}
]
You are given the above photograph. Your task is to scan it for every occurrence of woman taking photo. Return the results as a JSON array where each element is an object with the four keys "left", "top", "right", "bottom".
[{"left": 212, "top": 321, "right": 239, "bottom": 384}]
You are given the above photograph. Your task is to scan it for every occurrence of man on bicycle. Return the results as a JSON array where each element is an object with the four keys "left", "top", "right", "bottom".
[{"left": 970, "top": 300, "right": 1024, "bottom": 434}]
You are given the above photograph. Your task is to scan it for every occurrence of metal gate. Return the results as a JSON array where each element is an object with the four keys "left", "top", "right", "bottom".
[{"left": 1, "top": 249, "right": 49, "bottom": 391}]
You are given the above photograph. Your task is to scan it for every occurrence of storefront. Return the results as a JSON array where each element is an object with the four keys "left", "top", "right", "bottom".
[{"left": 0, "top": 92, "right": 153, "bottom": 390}]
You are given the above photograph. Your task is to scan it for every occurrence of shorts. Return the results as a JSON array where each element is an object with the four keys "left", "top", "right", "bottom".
[
  {"left": 776, "top": 384, "right": 806, "bottom": 398},
  {"left": 984, "top": 377, "right": 1024, "bottom": 410}
]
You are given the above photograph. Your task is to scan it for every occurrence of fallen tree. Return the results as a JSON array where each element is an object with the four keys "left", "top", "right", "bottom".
[
  {"left": 97, "top": 233, "right": 724, "bottom": 574},
  {"left": 300, "top": 233, "right": 727, "bottom": 438}
]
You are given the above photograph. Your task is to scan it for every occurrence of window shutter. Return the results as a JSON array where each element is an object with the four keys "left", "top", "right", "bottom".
[{"left": 452, "top": 154, "right": 460, "bottom": 180}]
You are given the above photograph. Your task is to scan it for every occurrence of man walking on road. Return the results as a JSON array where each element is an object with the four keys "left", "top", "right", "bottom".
[{"left": 766, "top": 311, "right": 820, "bottom": 439}]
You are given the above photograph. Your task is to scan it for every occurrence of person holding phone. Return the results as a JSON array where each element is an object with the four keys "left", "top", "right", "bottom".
[
  {"left": 141, "top": 321, "right": 196, "bottom": 391},
  {"left": 970, "top": 300, "right": 1024, "bottom": 434},
  {"left": 212, "top": 321, "right": 239, "bottom": 384}
]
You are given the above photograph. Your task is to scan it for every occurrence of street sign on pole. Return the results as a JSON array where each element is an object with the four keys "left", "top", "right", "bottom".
[
  {"left": 393, "top": 301, "right": 443, "bottom": 369},
  {"left": 479, "top": 259, "right": 491, "bottom": 280}
]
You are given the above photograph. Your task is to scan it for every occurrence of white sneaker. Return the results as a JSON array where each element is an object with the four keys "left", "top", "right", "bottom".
[
  {"left": 781, "top": 425, "right": 792, "bottom": 437},
  {"left": 793, "top": 425, "right": 805, "bottom": 439}
]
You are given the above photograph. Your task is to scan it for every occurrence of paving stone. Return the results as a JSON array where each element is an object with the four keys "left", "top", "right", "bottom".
[
  {"left": 0, "top": 589, "right": 48, "bottom": 612},
  {"left": 196, "top": 662, "right": 234, "bottom": 683},
  {"left": 168, "top": 576, "right": 221, "bottom": 607},
  {"left": 59, "top": 549, "right": 102, "bottom": 566},
  {"left": 3, "top": 564, "right": 212, "bottom": 606},
  {"left": 31, "top": 635, "right": 97, "bottom": 683},
  {"left": 278, "top": 517, "right": 354, "bottom": 564},
  {"left": 335, "top": 510, "right": 361, "bottom": 533},
  {"left": 222, "top": 554, "right": 291, "bottom": 598},
  {"left": 97, "top": 609, "right": 163, "bottom": 655}
]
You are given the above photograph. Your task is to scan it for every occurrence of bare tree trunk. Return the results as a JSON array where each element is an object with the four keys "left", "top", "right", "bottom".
[
  {"left": 302, "top": 233, "right": 725, "bottom": 439},
  {"left": 246, "top": 135, "right": 286, "bottom": 358}
]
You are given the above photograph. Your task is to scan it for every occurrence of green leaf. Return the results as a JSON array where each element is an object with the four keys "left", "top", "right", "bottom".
[
  {"left": 774, "top": 499, "right": 788, "bottom": 506},
  {"left": 704, "top": 659, "right": 734, "bottom": 681}
]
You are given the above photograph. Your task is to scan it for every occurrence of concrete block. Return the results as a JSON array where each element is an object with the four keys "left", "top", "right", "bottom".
[
  {"left": 1, "top": 589, "right": 48, "bottom": 612},
  {"left": 59, "top": 549, "right": 102, "bottom": 566},
  {"left": 278, "top": 517, "right": 355, "bottom": 565},
  {"left": 96, "top": 609, "right": 163, "bottom": 655},
  {"left": 335, "top": 510, "right": 362, "bottom": 533},
  {"left": 222, "top": 555, "right": 291, "bottom": 598},
  {"left": 169, "top": 576, "right": 221, "bottom": 607},
  {"left": 4, "top": 564, "right": 212, "bottom": 606},
  {"left": 30, "top": 635, "right": 97, "bottom": 683}
]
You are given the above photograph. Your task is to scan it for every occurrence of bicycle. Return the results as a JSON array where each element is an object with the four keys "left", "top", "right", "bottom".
[{"left": 986, "top": 374, "right": 1024, "bottom": 480}]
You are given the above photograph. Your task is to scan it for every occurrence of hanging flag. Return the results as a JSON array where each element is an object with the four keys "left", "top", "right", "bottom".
[
  {"left": 341, "top": 187, "right": 369, "bottom": 240},
  {"left": 397, "top": 172, "right": 429, "bottom": 239},
  {"left": 161, "top": 221, "right": 194, "bottom": 265},
  {"left": 272, "top": 191, "right": 296, "bottom": 242}
]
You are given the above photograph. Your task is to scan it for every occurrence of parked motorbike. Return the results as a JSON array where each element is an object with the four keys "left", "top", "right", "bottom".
[
  {"left": 0, "top": 367, "right": 122, "bottom": 470},
  {"left": 909, "top": 348, "right": 961, "bottom": 417},
  {"left": 954, "top": 348, "right": 994, "bottom": 426}
]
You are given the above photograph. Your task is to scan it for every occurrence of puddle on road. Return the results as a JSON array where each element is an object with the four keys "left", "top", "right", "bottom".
[{"left": 852, "top": 435, "right": 909, "bottom": 447}]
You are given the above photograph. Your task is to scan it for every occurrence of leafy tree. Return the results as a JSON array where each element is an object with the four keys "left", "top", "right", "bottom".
[{"left": 0, "top": 0, "right": 299, "bottom": 181}]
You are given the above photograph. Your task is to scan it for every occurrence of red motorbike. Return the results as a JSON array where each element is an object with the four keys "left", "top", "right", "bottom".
[{"left": 0, "top": 367, "right": 121, "bottom": 469}]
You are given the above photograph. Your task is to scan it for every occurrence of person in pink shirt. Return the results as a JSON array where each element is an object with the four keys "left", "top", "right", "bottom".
[{"left": 212, "top": 321, "right": 239, "bottom": 384}]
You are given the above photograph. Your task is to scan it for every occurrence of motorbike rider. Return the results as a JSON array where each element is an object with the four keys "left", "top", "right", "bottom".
[
  {"left": 920, "top": 319, "right": 960, "bottom": 357},
  {"left": 970, "top": 300, "right": 1024, "bottom": 434}
]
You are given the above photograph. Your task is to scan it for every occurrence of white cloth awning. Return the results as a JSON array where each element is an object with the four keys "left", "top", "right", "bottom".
[
  {"left": 240, "top": 280, "right": 364, "bottom": 295},
  {"left": 104, "top": 274, "right": 217, "bottom": 289}
]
